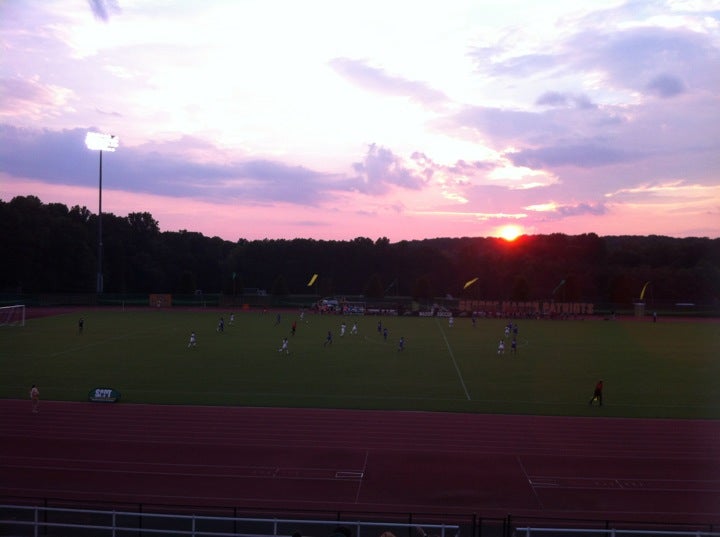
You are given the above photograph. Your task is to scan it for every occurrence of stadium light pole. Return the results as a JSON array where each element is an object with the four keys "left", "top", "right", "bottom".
[{"left": 85, "top": 132, "right": 119, "bottom": 294}]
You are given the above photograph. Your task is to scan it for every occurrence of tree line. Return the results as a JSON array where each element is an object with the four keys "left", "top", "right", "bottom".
[{"left": 2, "top": 195, "right": 719, "bottom": 306}]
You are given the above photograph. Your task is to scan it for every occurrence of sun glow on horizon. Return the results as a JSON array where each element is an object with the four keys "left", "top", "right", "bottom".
[{"left": 496, "top": 224, "right": 524, "bottom": 242}]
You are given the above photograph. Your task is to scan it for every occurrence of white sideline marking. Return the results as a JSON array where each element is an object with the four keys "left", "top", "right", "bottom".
[
  {"left": 335, "top": 471, "right": 364, "bottom": 479},
  {"left": 530, "top": 478, "right": 559, "bottom": 487},
  {"left": 436, "top": 319, "right": 471, "bottom": 401}
]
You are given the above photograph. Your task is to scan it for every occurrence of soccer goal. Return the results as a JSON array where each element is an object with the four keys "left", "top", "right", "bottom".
[{"left": 0, "top": 304, "right": 26, "bottom": 327}]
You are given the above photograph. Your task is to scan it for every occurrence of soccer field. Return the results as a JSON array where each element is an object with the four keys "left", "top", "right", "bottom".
[{"left": 1, "top": 309, "right": 718, "bottom": 418}]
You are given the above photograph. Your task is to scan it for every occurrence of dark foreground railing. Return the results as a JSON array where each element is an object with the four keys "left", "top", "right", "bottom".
[
  {"left": 2, "top": 504, "right": 461, "bottom": 537},
  {"left": 515, "top": 527, "right": 720, "bottom": 537},
  {"left": 1, "top": 500, "right": 717, "bottom": 537}
]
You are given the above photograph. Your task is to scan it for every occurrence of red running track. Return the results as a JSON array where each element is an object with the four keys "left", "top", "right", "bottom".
[{"left": 1, "top": 399, "right": 719, "bottom": 524}]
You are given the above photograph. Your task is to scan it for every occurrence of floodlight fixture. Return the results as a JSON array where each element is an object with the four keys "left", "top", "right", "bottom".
[
  {"left": 86, "top": 131, "right": 119, "bottom": 294},
  {"left": 85, "top": 131, "right": 119, "bottom": 151}
]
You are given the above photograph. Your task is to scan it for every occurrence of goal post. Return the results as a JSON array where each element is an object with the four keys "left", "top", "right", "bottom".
[{"left": 0, "top": 304, "right": 26, "bottom": 327}]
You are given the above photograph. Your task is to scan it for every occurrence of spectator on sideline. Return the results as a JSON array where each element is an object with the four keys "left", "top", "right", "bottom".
[
  {"left": 30, "top": 384, "right": 39, "bottom": 413},
  {"left": 589, "top": 380, "right": 604, "bottom": 406}
]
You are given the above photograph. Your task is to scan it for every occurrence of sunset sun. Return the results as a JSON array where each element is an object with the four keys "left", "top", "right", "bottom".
[{"left": 497, "top": 225, "right": 523, "bottom": 242}]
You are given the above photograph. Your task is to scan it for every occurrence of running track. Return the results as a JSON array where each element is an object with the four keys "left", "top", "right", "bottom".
[{"left": 1, "top": 399, "right": 719, "bottom": 525}]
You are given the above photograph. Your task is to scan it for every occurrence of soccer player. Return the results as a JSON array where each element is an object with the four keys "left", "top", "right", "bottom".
[
  {"left": 217, "top": 317, "right": 224, "bottom": 333},
  {"left": 511, "top": 338, "right": 517, "bottom": 354},
  {"left": 398, "top": 336, "right": 405, "bottom": 351},
  {"left": 78, "top": 318, "right": 84, "bottom": 334},
  {"left": 30, "top": 384, "right": 39, "bottom": 413},
  {"left": 383, "top": 327, "right": 388, "bottom": 341},
  {"left": 351, "top": 322, "right": 358, "bottom": 335},
  {"left": 497, "top": 339, "right": 505, "bottom": 355},
  {"left": 340, "top": 322, "right": 346, "bottom": 336},
  {"left": 324, "top": 330, "right": 333, "bottom": 347},
  {"left": 278, "top": 337, "right": 289, "bottom": 355},
  {"left": 448, "top": 316, "right": 454, "bottom": 328},
  {"left": 188, "top": 331, "right": 197, "bottom": 348},
  {"left": 589, "top": 380, "right": 604, "bottom": 406},
  {"left": 291, "top": 320, "right": 297, "bottom": 336}
]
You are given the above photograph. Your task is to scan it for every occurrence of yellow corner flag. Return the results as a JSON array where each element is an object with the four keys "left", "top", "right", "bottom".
[
  {"left": 307, "top": 273, "right": 318, "bottom": 287},
  {"left": 463, "top": 277, "right": 479, "bottom": 290}
]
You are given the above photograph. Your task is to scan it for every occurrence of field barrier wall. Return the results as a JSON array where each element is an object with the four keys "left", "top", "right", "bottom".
[{"left": 0, "top": 293, "right": 717, "bottom": 318}]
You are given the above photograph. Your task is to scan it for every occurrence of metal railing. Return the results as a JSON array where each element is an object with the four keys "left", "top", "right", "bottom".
[
  {"left": 0, "top": 504, "right": 461, "bottom": 537},
  {"left": 515, "top": 528, "right": 720, "bottom": 537}
]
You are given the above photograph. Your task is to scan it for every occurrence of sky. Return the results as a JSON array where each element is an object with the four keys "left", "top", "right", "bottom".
[{"left": 1, "top": 0, "right": 719, "bottom": 243}]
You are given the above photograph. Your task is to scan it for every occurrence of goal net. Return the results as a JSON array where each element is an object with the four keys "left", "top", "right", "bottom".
[{"left": 0, "top": 304, "right": 26, "bottom": 327}]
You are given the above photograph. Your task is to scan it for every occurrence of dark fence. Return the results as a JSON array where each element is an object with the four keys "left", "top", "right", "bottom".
[{"left": 1, "top": 497, "right": 717, "bottom": 537}]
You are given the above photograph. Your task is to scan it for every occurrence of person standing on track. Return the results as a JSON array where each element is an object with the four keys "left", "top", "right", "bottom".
[
  {"left": 589, "top": 380, "right": 603, "bottom": 406},
  {"left": 30, "top": 384, "right": 39, "bottom": 413}
]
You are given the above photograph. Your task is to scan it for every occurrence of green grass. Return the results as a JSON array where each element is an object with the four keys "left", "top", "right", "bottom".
[{"left": 1, "top": 310, "right": 719, "bottom": 418}]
